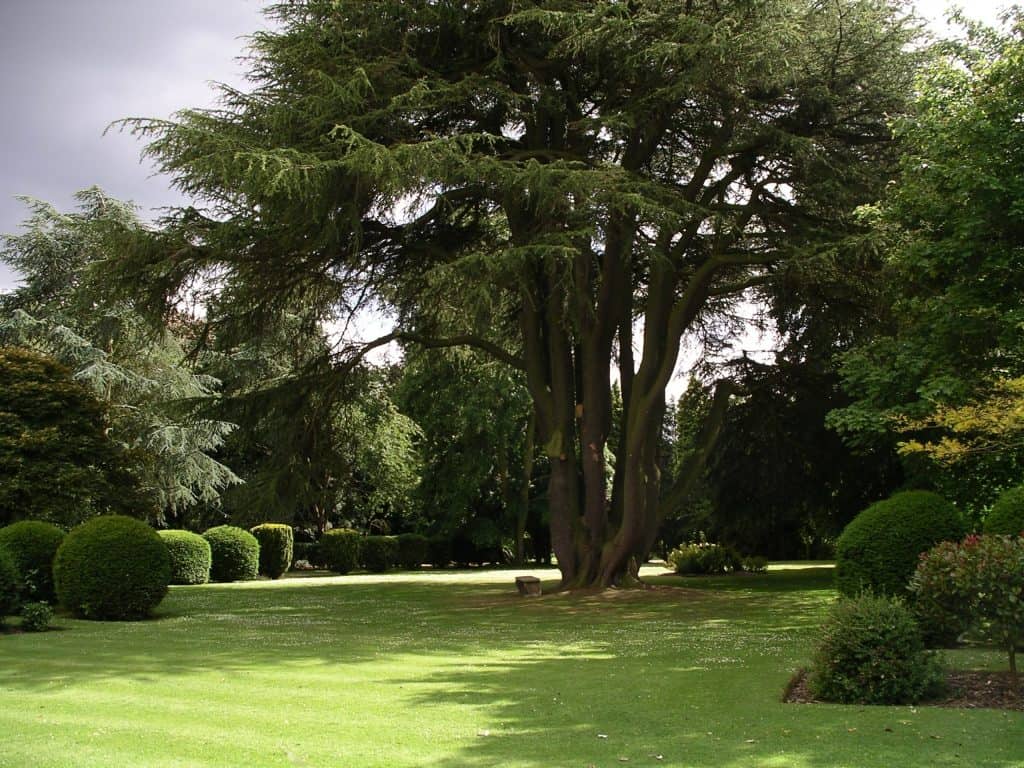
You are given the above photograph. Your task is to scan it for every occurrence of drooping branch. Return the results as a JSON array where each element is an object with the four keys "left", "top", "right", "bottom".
[{"left": 334, "top": 330, "right": 525, "bottom": 375}]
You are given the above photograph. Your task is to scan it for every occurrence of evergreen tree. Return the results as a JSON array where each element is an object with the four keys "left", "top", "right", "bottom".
[{"left": 115, "top": 0, "right": 917, "bottom": 586}]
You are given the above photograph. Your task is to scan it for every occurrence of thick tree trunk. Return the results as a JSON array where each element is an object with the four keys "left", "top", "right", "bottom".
[{"left": 515, "top": 411, "right": 535, "bottom": 565}]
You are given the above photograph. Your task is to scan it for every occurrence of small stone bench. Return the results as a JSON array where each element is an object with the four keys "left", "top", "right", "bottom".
[{"left": 515, "top": 575, "right": 542, "bottom": 597}]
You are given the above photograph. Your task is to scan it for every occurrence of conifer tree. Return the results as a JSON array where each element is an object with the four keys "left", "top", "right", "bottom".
[{"left": 116, "top": 0, "right": 918, "bottom": 586}]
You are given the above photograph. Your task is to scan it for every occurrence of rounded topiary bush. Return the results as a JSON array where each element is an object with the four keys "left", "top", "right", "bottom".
[
  {"left": 202, "top": 526, "right": 259, "bottom": 582},
  {"left": 0, "top": 520, "right": 65, "bottom": 602},
  {"left": 0, "top": 546, "right": 21, "bottom": 624},
  {"left": 396, "top": 533, "right": 429, "bottom": 570},
  {"left": 809, "top": 594, "right": 944, "bottom": 705},
  {"left": 158, "top": 530, "right": 212, "bottom": 585},
  {"left": 362, "top": 535, "right": 398, "bottom": 573},
  {"left": 984, "top": 485, "right": 1024, "bottom": 536},
  {"left": 835, "top": 490, "right": 965, "bottom": 597},
  {"left": 320, "top": 529, "right": 361, "bottom": 574},
  {"left": 250, "top": 523, "right": 293, "bottom": 579},
  {"left": 53, "top": 515, "right": 171, "bottom": 620}
]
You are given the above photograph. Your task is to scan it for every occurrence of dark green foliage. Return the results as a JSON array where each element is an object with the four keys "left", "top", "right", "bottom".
[
  {"left": 158, "top": 530, "right": 212, "bottom": 585},
  {"left": 0, "top": 347, "right": 141, "bottom": 527},
  {"left": 395, "top": 533, "right": 429, "bottom": 570},
  {"left": 53, "top": 515, "right": 171, "bottom": 620},
  {"left": 292, "top": 541, "right": 322, "bottom": 567},
  {"left": 250, "top": 524, "right": 294, "bottom": 579},
  {"left": 835, "top": 491, "right": 965, "bottom": 597},
  {"left": 319, "top": 529, "right": 361, "bottom": 574},
  {"left": 202, "top": 526, "right": 259, "bottom": 583},
  {"left": 908, "top": 540, "right": 974, "bottom": 647},
  {"left": 668, "top": 542, "right": 741, "bottom": 576},
  {"left": 0, "top": 546, "right": 20, "bottom": 623},
  {"left": 361, "top": 535, "right": 398, "bottom": 573},
  {"left": 741, "top": 556, "right": 769, "bottom": 575},
  {"left": 984, "top": 486, "right": 1024, "bottom": 536},
  {"left": 809, "top": 594, "right": 943, "bottom": 705},
  {"left": 427, "top": 536, "right": 453, "bottom": 569},
  {"left": 19, "top": 601, "right": 52, "bottom": 632},
  {"left": 0, "top": 520, "right": 65, "bottom": 602}
]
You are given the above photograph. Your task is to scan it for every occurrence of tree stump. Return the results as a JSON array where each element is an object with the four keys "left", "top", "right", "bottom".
[{"left": 515, "top": 575, "right": 542, "bottom": 597}]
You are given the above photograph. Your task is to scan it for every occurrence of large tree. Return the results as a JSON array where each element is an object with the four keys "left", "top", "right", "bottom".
[{"left": 115, "top": 0, "right": 917, "bottom": 587}]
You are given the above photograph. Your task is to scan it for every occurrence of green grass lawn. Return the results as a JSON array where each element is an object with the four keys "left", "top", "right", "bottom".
[{"left": 1, "top": 565, "right": 1020, "bottom": 767}]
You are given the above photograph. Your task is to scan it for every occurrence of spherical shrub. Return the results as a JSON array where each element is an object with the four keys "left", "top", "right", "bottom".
[
  {"left": 19, "top": 601, "right": 52, "bottom": 632},
  {"left": 835, "top": 490, "right": 965, "bottom": 597},
  {"left": 396, "top": 533, "right": 429, "bottom": 570},
  {"left": 0, "top": 520, "right": 64, "bottom": 602},
  {"left": 362, "top": 535, "right": 398, "bottom": 573},
  {"left": 319, "top": 529, "right": 361, "bottom": 574},
  {"left": 250, "top": 524, "right": 293, "bottom": 579},
  {"left": 984, "top": 485, "right": 1024, "bottom": 536},
  {"left": 158, "top": 530, "right": 212, "bottom": 585},
  {"left": 53, "top": 515, "right": 171, "bottom": 620},
  {"left": 202, "top": 525, "right": 259, "bottom": 582},
  {"left": 809, "top": 594, "right": 944, "bottom": 705},
  {"left": 0, "top": 546, "right": 20, "bottom": 624},
  {"left": 908, "top": 540, "right": 974, "bottom": 647}
]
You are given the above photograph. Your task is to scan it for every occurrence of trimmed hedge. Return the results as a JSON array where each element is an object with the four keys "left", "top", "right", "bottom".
[
  {"left": 0, "top": 520, "right": 65, "bottom": 602},
  {"left": 203, "top": 526, "right": 260, "bottom": 582},
  {"left": 362, "top": 535, "right": 398, "bottom": 573},
  {"left": 835, "top": 490, "right": 965, "bottom": 597},
  {"left": 319, "top": 529, "right": 361, "bottom": 574},
  {"left": 427, "top": 536, "right": 453, "bottom": 569},
  {"left": 809, "top": 594, "right": 944, "bottom": 704},
  {"left": 984, "top": 485, "right": 1024, "bottom": 536},
  {"left": 0, "top": 545, "right": 20, "bottom": 624},
  {"left": 158, "top": 530, "right": 212, "bottom": 585},
  {"left": 396, "top": 533, "right": 429, "bottom": 570},
  {"left": 251, "top": 524, "right": 293, "bottom": 579},
  {"left": 53, "top": 515, "right": 171, "bottom": 620}
]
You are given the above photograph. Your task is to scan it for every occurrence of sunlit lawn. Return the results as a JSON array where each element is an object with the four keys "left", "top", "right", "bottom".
[{"left": 0, "top": 565, "right": 1020, "bottom": 767}]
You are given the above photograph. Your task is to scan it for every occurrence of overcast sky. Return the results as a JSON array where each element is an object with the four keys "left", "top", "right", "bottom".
[{"left": 0, "top": 0, "right": 1011, "bottom": 293}]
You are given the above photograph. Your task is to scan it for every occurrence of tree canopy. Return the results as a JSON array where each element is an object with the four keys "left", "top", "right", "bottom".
[{"left": 112, "top": 0, "right": 919, "bottom": 586}]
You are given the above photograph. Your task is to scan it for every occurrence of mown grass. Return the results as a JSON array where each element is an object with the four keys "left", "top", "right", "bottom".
[{"left": 0, "top": 565, "right": 1020, "bottom": 767}]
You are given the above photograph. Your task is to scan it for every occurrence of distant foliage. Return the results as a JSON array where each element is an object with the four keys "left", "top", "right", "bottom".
[
  {"left": 361, "top": 535, "right": 398, "bottom": 573},
  {"left": 741, "top": 556, "right": 769, "bottom": 574},
  {"left": 395, "top": 533, "right": 429, "bottom": 570},
  {"left": 427, "top": 536, "right": 453, "bottom": 569},
  {"left": 203, "top": 526, "right": 259, "bottom": 582},
  {"left": 0, "top": 546, "right": 20, "bottom": 624},
  {"left": 250, "top": 524, "right": 293, "bottom": 579},
  {"left": 53, "top": 515, "right": 171, "bottom": 620},
  {"left": 19, "top": 601, "right": 52, "bottom": 632},
  {"left": 984, "top": 485, "right": 1024, "bottom": 536},
  {"left": 908, "top": 541, "right": 973, "bottom": 647},
  {"left": 0, "top": 346, "right": 141, "bottom": 527},
  {"left": 809, "top": 594, "right": 943, "bottom": 704},
  {"left": 0, "top": 520, "right": 65, "bottom": 602},
  {"left": 668, "top": 541, "right": 741, "bottom": 576},
  {"left": 158, "top": 530, "right": 212, "bottom": 585},
  {"left": 835, "top": 491, "right": 965, "bottom": 597},
  {"left": 318, "top": 529, "right": 361, "bottom": 574}
]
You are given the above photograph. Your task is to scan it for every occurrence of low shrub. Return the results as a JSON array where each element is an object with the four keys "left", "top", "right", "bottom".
[
  {"left": 396, "top": 533, "right": 429, "bottom": 570},
  {"left": 319, "top": 529, "right": 361, "bottom": 574},
  {"left": 908, "top": 540, "right": 973, "bottom": 647},
  {"left": 292, "top": 541, "right": 321, "bottom": 568},
  {"left": 957, "top": 535, "right": 1024, "bottom": 677},
  {"left": 0, "top": 546, "right": 20, "bottom": 624},
  {"left": 427, "top": 536, "right": 453, "bottom": 569},
  {"left": 158, "top": 530, "right": 212, "bottom": 585},
  {"left": 362, "top": 535, "right": 398, "bottom": 573},
  {"left": 53, "top": 515, "right": 171, "bottom": 620},
  {"left": 984, "top": 485, "right": 1024, "bottom": 536},
  {"left": 809, "top": 594, "right": 944, "bottom": 705},
  {"left": 668, "top": 542, "right": 741, "bottom": 575},
  {"left": 0, "top": 520, "right": 65, "bottom": 602},
  {"left": 835, "top": 490, "right": 965, "bottom": 597},
  {"left": 203, "top": 526, "right": 259, "bottom": 582},
  {"left": 250, "top": 524, "right": 294, "bottom": 579},
  {"left": 741, "top": 556, "right": 769, "bottom": 574},
  {"left": 20, "top": 601, "right": 52, "bottom": 632}
]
